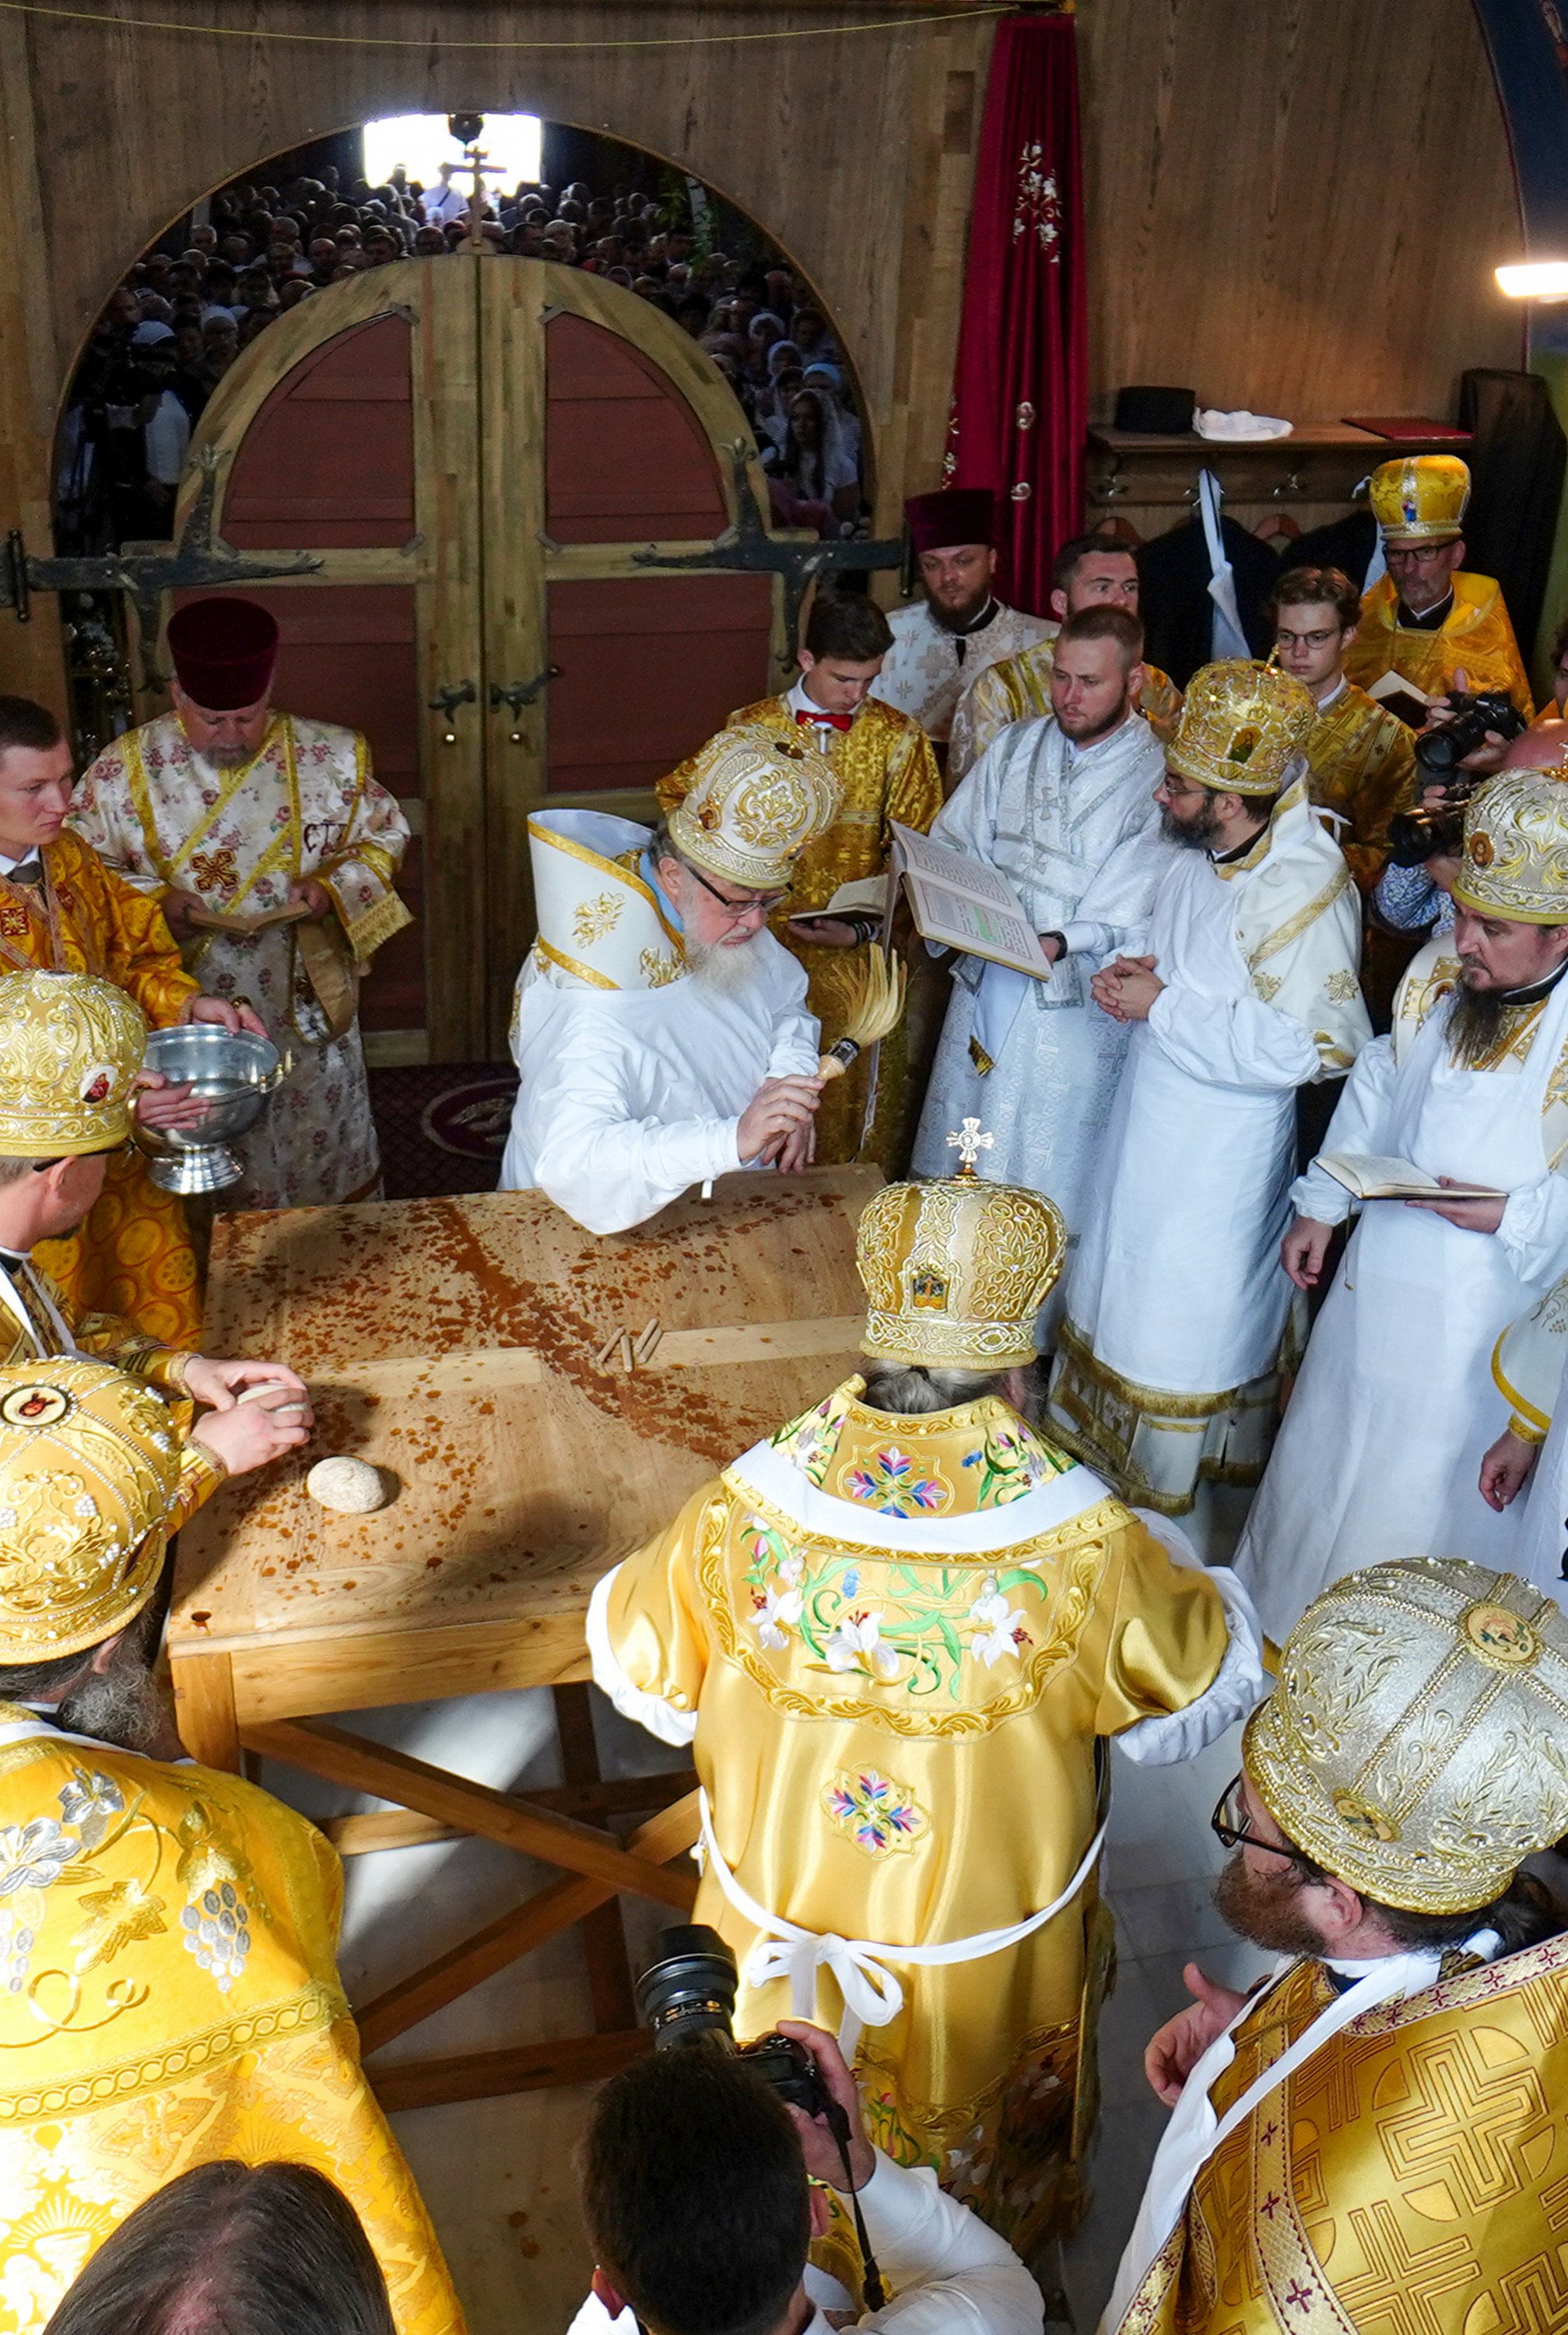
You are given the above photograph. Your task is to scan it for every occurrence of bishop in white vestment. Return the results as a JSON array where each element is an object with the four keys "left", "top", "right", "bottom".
[
  {"left": 1237, "top": 770, "right": 1568, "bottom": 1639},
  {"left": 70, "top": 598, "right": 412, "bottom": 1209},
  {"left": 501, "top": 725, "right": 839, "bottom": 1234},
  {"left": 1048, "top": 664, "right": 1370, "bottom": 1516},
  {"left": 912, "top": 610, "right": 1173, "bottom": 1325},
  {"left": 870, "top": 487, "right": 1051, "bottom": 747}
]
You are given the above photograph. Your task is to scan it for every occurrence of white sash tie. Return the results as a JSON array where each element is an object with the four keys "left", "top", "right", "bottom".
[{"left": 697, "top": 1789, "right": 1108, "bottom": 2058}]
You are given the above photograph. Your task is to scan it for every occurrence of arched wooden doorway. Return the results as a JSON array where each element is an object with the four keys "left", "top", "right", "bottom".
[{"left": 166, "top": 255, "right": 790, "bottom": 1063}]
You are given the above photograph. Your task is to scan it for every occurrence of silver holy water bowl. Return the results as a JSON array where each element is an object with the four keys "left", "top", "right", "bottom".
[{"left": 134, "top": 1024, "right": 289, "bottom": 1195}]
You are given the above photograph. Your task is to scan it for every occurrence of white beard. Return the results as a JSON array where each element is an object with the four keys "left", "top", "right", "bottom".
[{"left": 686, "top": 932, "right": 765, "bottom": 996}]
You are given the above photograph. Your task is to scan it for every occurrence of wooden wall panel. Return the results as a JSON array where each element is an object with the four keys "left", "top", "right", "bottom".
[
  {"left": 1078, "top": 0, "right": 1521, "bottom": 423},
  {"left": 0, "top": 0, "right": 1524, "bottom": 704},
  {"left": 5, "top": 0, "right": 996, "bottom": 557}
]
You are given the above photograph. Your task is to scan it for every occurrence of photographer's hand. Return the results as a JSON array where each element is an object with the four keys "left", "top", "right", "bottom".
[{"left": 777, "top": 2021, "right": 875, "bottom": 2192}]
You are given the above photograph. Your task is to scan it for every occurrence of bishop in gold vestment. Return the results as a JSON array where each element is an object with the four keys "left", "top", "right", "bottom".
[
  {"left": 1343, "top": 456, "right": 1533, "bottom": 720},
  {"left": 2, "top": 831, "right": 202, "bottom": 1347},
  {"left": 0, "top": 1354, "right": 463, "bottom": 2335},
  {"left": 658, "top": 690, "right": 940, "bottom": 1169},
  {"left": 1107, "top": 1557, "right": 1568, "bottom": 2335},
  {"left": 1344, "top": 569, "right": 1533, "bottom": 719},
  {"left": 591, "top": 1155, "right": 1263, "bottom": 2255}
]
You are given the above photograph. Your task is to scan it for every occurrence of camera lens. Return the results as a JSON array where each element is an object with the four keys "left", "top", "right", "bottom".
[
  {"left": 1415, "top": 727, "right": 1462, "bottom": 775},
  {"left": 634, "top": 1923, "right": 740, "bottom": 2048}
]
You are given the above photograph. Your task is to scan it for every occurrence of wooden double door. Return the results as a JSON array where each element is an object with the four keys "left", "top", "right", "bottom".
[{"left": 169, "top": 258, "right": 786, "bottom": 1061}]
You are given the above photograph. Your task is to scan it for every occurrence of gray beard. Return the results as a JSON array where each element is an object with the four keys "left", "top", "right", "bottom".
[
  {"left": 686, "top": 933, "right": 765, "bottom": 996},
  {"left": 56, "top": 1655, "right": 165, "bottom": 1754},
  {"left": 204, "top": 743, "right": 254, "bottom": 768},
  {"left": 1448, "top": 975, "right": 1509, "bottom": 1067}
]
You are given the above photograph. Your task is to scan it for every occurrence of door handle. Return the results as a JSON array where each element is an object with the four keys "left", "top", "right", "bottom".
[
  {"left": 490, "top": 668, "right": 563, "bottom": 738},
  {"left": 427, "top": 679, "right": 477, "bottom": 743}
]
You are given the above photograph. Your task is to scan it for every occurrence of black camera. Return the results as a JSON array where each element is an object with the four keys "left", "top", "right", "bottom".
[
  {"left": 636, "top": 1924, "right": 838, "bottom": 2122},
  {"left": 635, "top": 1925, "right": 886, "bottom": 2309},
  {"left": 1412, "top": 687, "right": 1525, "bottom": 779},
  {"left": 1386, "top": 690, "right": 1528, "bottom": 868}
]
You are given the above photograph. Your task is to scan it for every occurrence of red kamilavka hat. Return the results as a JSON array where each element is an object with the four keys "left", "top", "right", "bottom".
[
  {"left": 905, "top": 487, "right": 996, "bottom": 556},
  {"left": 167, "top": 596, "right": 280, "bottom": 711}
]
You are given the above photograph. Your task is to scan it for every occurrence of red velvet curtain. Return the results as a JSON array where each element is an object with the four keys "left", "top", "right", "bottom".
[{"left": 945, "top": 10, "right": 1086, "bottom": 616}]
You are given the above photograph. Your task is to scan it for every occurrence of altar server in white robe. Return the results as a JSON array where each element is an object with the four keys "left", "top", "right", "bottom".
[
  {"left": 501, "top": 723, "right": 839, "bottom": 1234},
  {"left": 1047, "top": 662, "right": 1370, "bottom": 1516},
  {"left": 911, "top": 606, "right": 1173, "bottom": 1323},
  {"left": 1238, "top": 768, "right": 1568, "bottom": 1637}
]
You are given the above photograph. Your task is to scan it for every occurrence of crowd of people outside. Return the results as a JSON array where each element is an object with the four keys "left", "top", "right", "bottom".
[{"left": 55, "top": 142, "right": 868, "bottom": 556}]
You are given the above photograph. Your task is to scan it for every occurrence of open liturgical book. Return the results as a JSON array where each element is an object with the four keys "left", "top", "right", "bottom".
[
  {"left": 1320, "top": 1152, "right": 1503, "bottom": 1203},
  {"left": 786, "top": 823, "right": 1053, "bottom": 981}
]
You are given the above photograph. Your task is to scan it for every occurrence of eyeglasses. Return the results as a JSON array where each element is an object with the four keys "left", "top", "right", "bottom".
[
  {"left": 1274, "top": 626, "right": 1339, "bottom": 650},
  {"left": 1210, "top": 1775, "right": 1321, "bottom": 1873},
  {"left": 686, "top": 864, "right": 790, "bottom": 919},
  {"left": 1156, "top": 774, "right": 1206, "bottom": 803},
  {"left": 1384, "top": 542, "right": 1456, "bottom": 567}
]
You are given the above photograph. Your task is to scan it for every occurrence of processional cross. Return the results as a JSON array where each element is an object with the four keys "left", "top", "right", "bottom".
[{"left": 460, "top": 142, "right": 507, "bottom": 253}]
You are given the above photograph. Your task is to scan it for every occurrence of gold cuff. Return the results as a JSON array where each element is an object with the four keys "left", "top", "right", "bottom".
[{"left": 1510, "top": 1413, "right": 1549, "bottom": 1448}]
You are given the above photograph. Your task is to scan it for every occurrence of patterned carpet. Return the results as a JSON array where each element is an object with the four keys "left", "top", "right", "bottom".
[{"left": 367, "top": 1062, "right": 519, "bottom": 1200}]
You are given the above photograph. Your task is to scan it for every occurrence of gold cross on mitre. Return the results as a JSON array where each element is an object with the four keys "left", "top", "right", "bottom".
[{"left": 945, "top": 1118, "right": 994, "bottom": 1178}]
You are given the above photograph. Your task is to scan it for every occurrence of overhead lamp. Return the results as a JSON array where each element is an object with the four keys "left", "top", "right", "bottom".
[{"left": 1496, "top": 260, "right": 1568, "bottom": 299}]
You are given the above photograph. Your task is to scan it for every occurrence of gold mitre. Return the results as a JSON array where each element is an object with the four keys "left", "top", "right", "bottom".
[
  {"left": 0, "top": 969, "right": 147, "bottom": 1157},
  {"left": 666, "top": 722, "right": 840, "bottom": 891},
  {"left": 0, "top": 1357, "right": 184, "bottom": 1663},
  {"left": 857, "top": 1120, "right": 1065, "bottom": 1371},
  {"left": 1163, "top": 661, "right": 1314, "bottom": 798},
  {"left": 1369, "top": 453, "right": 1470, "bottom": 545},
  {"left": 528, "top": 809, "right": 686, "bottom": 994},
  {"left": 1247, "top": 1557, "right": 1568, "bottom": 1915},
  {"left": 1451, "top": 771, "right": 1568, "bottom": 925}
]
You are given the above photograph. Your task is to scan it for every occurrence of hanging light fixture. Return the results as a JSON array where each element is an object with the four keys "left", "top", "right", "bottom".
[{"left": 1496, "top": 260, "right": 1568, "bottom": 299}]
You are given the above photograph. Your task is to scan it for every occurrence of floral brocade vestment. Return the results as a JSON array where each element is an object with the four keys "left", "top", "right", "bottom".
[
  {"left": 591, "top": 1379, "right": 1241, "bottom": 2255},
  {"left": 71, "top": 711, "right": 411, "bottom": 1210},
  {"left": 0, "top": 1715, "right": 463, "bottom": 2335}
]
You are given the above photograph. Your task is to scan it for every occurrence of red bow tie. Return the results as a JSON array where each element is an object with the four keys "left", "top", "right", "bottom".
[{"left": 795, "top": 709, "right": 853, "bottom": 732}]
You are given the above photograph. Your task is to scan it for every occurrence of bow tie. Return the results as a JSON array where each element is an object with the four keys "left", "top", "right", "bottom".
[{"left": 795, "top": 710, "right": 852, "bottom": 733}]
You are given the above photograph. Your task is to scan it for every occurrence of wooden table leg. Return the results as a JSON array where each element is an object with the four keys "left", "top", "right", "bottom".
[
  {"left": 554, "top": 1683, "right": 637, "bottom": 2033},
  {"left": 171, "top": 1648, "right": 240, "bottom": 1771}
]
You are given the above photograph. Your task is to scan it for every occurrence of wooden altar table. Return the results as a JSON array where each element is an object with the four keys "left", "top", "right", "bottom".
[{"left": 170, "top": 1168, "right": 879, "bottom": 2105}]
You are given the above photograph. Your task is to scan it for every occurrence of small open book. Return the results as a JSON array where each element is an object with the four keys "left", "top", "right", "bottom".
[
  {"left": 1366, "top": 669, "right": 1435, "bottom": 734},
  {"left": 787, "top": 876, "right": 889, "bottom": 926},
  {"left": 1320, "top": 1152, "right": 1503, "bottom": 1203}
]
